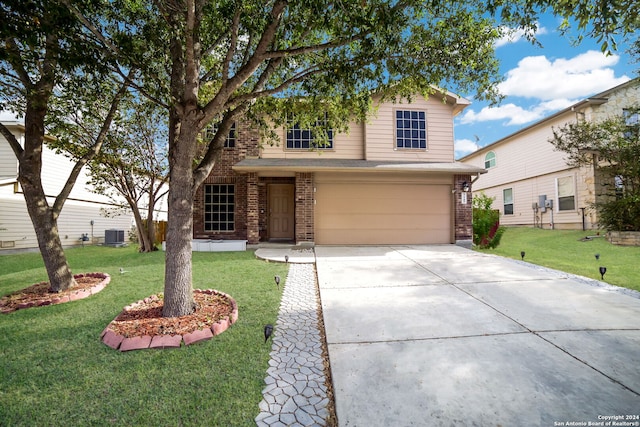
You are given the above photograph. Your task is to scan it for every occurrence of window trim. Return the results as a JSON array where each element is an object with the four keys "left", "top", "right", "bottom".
[
  {"left": 484, "top": 151, "right": 496, "bottom": 169},
  {"left": 503, "top": 188, "right": 514, "bottom": 215},
  {"left": 285, "top": 116, "right": 334, "bottom": 150},
  {"left": 556, "top": 176, "right": 576, "bottom": 212},
  {"left": 394, "top": 109, "right": 427, "bottom": 150},
  {"left": 204, "top": 184, "right": 235, "bottom": 232},
  {"left": 204, "top": 121, "right": 236, "bottom": 148}
]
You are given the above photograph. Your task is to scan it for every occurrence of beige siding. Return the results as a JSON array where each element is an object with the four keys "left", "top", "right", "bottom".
[
  {"left": 474, "top": 168, "right": 595, "bottom": 230},
  {"left": 365, "top": 94, "right": 455, "bottom": 162},
  {"left": 260, "top": 121, "right": 364, "bottom": 159},
  {"left": 314, "top": 172, "right": 452, "bottom": 244},
  {"left": 469, "top": 112, "right": 575, "bottom": 192}
]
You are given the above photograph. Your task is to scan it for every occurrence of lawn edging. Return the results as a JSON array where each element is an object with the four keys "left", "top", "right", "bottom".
[
  {"left": 101, "top": 289, "right": 239, "bottom": 352},
  {"left": 0, "top": 272, "right": 111, "bottom": 314}
]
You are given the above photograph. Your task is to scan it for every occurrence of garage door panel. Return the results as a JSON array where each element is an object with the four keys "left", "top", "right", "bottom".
[{"left": 315, "top": 182, "right": 452, "bottom": 245}]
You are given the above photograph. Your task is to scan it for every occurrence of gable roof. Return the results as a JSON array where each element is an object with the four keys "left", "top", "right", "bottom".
[{"left": 458, "top": 77, "right": 639, "bottom": 161}]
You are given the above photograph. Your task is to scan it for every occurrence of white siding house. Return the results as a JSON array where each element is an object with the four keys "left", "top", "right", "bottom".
[{"left": 0, "top": 122, "right": 134, "bottom": 251}]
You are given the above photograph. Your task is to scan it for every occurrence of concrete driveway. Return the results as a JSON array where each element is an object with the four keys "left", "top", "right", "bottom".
[{"left": 315, "top": 245, "right": 640, "bottom": 426}]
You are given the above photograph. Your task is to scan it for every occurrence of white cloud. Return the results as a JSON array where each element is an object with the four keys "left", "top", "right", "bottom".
[
  {"left": 499, "top": 50, "right": 630, "bottom": 100},
  {"left": 459, "top": 98, "right": 577, "bottom": 126},
  {"left": 454, "top": 138, "right": 480, "bottom": 156},
  {"left": 459, "top": 50, "right": 631, "bottom": 127},
  {"left": 495, "top": 23, "right": 548, "bottom": 48}
]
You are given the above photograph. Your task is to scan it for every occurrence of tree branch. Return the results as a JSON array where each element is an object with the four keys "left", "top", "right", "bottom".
[
  {"left": 0, "top": 122, "right": 24, "bottom": 159},
  {"left": 52, "top": 77, "right": 131, "bottom": 217}
]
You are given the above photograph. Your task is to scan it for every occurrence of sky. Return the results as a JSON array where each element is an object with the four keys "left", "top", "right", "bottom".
[{"left": 453, "top": 14, "right": 638, "bottom": 160}]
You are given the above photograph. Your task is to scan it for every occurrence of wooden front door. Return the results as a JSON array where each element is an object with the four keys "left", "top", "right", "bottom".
[{"left": 269, "top": 184, "right": 295, "bottom": 240}]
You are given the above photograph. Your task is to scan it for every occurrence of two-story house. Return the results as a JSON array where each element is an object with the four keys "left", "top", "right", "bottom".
[
  {"left": 0, "top": 121, "right": 136, "bottom": 251},
  {"left": 193, "top": 91, "right": 485, "bottom": 246},
  {"left": 459, "top": 78, "right": 639, "bottom": 230}
]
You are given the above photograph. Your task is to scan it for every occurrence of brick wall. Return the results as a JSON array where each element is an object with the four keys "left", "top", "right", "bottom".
[
  {"left": 295, "top": 172, "right": 314, "bottom": 243},
  {"left": 193, "top": 120, "right": 260, "bottom": 240},
  {"left": 454, "top": 174, "right": 472, "bottom": 241}
]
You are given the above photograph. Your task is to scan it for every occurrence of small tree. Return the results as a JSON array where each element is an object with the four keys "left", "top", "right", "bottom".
[
  {"left": 87, "top": 99, "right": 169, "bottom": 253},
  {"left": 472, "top": 192, "right": 505, "bottom": 249},
  {"left": 550, "top": 105, "right": 640, "bottom": 231}
]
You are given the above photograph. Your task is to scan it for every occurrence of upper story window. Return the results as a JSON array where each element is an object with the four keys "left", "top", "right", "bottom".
[
  {"left": 503, "top": 188, "right": 513, "bottom": 215},
  {"left": 204, "top": 122, "right": 236, "bottom": 148},
  {"left": 395, "top": 110, "right": 426, "bottom": 149},
  {"left": 286, "top": 116, "right": 333, "bottom": 149},
  {"left": 484, "top": 151, "right": 496, "bottom": 169},
  {"left": 557, "top": 176, "right": 575, "bottom": 211}
]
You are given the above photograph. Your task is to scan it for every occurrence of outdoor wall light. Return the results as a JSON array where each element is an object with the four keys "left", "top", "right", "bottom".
[{"left": 462, "top": 181, "right": 470, "bottom": 192}]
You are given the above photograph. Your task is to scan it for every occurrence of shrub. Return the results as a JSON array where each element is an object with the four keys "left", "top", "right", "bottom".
[{"left": 473, "top": 192, "right": 506, "bottom": 249}]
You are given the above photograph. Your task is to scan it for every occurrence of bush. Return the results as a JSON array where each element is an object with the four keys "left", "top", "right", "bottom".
[{"left": 473, "top": 192, "right": 505, "bottom": 249}]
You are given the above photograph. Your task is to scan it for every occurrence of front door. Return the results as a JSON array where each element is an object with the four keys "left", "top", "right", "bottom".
[{"left": 269, "top": 184, "right": 295, "bottom": 240}]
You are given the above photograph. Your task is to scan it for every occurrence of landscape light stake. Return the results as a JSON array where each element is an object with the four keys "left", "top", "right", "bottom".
[
  {"left": 595, "top": 253, "right": 600, "bottom": 260},
  {"left": 599, "top": 266, "right": 607, "bottom": 280},
  {"left": 274, "top": 275, "right": 281, "bottom": 290},
  {"left": 520, "top": 251, "right": 525, "bottom": 260},
  {"left": 285, "top": 255, "right": 289, "bottom": 263},
  {"left": 264, "top": 324, "right": 273, "bottom": 343}
]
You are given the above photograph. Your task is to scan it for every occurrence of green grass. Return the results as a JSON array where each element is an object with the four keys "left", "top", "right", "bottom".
[
  {"left": 476, "top": 227, "right": 640, "bottom": 292},
  {"left": 0, "top": 245, "right": 288, "bottom": 426}
]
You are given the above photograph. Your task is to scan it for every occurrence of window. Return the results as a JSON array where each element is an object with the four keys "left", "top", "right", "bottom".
[
  {"left": 204, "top": 122, "right": 236, "bottom": 148},
  {"left": 286, "top": 116, "right": 333, "bottom": 149},
  {"left": 557, "top": 176, "right": 575, "bottom": 211},
  {"left": 484, "top": 151, "right": 496, "bottom": 169},
  {"left": 204, "top": 184, "right": 235, "bottom": 231},
  {"left": 615, "top": 175, "right": 624, "bottom": 200},
  {"left": 503, "top": 188, "right": 513, "bottom": 215},
  {"left": 395, "top": 110, "right": 426, "bottom": 149},
  {"left": 623, "top": 108, "right": 639, "bottom": 139}
]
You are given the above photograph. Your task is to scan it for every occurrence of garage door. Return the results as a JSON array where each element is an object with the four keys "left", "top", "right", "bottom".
[{"left": 314, "top": 181, "right": 452, "bottom": 245}]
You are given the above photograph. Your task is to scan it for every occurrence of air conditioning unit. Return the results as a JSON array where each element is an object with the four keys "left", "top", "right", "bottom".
[{"left": 104, "top": 229, "right": 125, "bottom": 246}]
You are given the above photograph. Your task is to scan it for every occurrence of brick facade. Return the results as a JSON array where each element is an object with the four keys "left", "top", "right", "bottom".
[
  {"left": 294, "top": 172, "right": 315, "bottom": 243},
  {"left": 193, "top": 120, "right": 259, "bottom": 241},
  {"left": 454, "top": 174, "right": 473, "bottom": 242}
]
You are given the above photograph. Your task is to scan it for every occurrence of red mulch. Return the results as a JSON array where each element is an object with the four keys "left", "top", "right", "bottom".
[
  {"left": 0, "top": 274, "right": 106, "bottom": 313},
  {"left": 107, "top": 292, "right": 234, "bottom": 338}
]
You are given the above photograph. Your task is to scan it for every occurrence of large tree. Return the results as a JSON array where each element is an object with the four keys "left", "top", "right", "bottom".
[
  {"left": 550, "top": 105, "right": 640, "bottom": 231},
  {"left": 0, "top": 1, "right": 131, "bottom": 292}
]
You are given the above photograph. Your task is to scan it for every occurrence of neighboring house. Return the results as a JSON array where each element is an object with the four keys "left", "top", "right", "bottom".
[
  {"left": 0, "top": 122, "right": 134, "bottom": 251},
  {"left": 459, "top": 78, "right": 639, "bottom": 230},
  {"left": 193, "top": 91, "right": 485, "bottom": 246}
]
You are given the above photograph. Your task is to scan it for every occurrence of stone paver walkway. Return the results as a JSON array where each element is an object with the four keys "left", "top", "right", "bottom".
[{"left": 255, "top": 262, "right": 331, "bottom": 427}]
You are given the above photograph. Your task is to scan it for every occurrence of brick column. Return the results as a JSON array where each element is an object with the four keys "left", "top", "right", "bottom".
[
  {"left": 454, "top": 174, "right": 473, "bottom": 243},
  {"left": 295, "top": 172, "right": 314, "bottom": 244},
  {"left": 246, "top": 172, "right": 259, "bottom": 244}
]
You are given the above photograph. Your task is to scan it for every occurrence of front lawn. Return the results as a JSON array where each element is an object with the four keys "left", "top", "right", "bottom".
[
  {"left": 476, "top": 227, "right": 640, "bottom": 293},
  {"left": 0, "top": 245, "right": 287, "bottom": 426}
]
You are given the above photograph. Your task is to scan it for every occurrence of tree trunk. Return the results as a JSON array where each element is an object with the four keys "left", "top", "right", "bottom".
[
  {"left": 162, "top": 124, "right": 198, "bottom": 317},
  {"left": 19, "top": 106, "right": 76, "bottom": 292}
]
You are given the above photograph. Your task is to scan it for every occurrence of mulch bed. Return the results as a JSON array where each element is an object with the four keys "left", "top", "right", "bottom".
[{"left": 0, "top": 273, "right": 110, "bottom": 314}]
